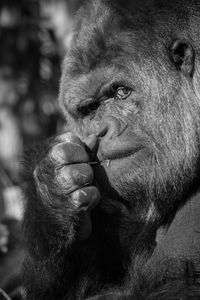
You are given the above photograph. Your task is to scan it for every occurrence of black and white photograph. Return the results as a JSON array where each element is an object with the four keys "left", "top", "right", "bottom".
[{"left": 0, "top": 0, "right": 200, "bottom": 299}]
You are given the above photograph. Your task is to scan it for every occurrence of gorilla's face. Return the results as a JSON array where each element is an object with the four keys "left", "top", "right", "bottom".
[{"left": 59, "top": 0, "right": 200, "bottom": 222}]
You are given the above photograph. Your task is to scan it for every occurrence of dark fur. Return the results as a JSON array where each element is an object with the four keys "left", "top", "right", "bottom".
[
  {"left": 87, "top": 256, "right": 200, "bottom": 300},
  {"left": 23, "top": 0, "right": 200, "bottom": 299}
]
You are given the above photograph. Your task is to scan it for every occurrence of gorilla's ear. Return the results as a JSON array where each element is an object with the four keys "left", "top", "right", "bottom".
[{"left": 170, "top": 40, "right": 195, "bottom": 77}]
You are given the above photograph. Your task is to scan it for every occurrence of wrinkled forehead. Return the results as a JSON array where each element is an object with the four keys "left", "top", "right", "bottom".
[
  {"left": 65, "top": 0, "right": 192, "bottom": 71},
  {"left": 62, "top": 0, "right": 198, "bottom": 84},
  {"left": 65, "top": 2, "right": 155, "bottom": 75},
  {"left": 73, "top": 0, "right": 191, "bottom": 40},
  {"left": 59, "top": 0, "right": 197, "bottom": 116}
]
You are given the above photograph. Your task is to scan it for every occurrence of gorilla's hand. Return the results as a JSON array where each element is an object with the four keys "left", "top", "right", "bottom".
[{"left": 33, "top": 132, "right": 100, "bottom": 241}]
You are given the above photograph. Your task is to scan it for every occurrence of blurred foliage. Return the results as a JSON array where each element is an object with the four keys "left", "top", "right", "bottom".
[
  {"left": 0, "top": 2, "right": 84, "bottom": 298},
  {"left": 0, "top": 0, "right": 80, "bottom": 190},
  {"left": 0, "top": 0, "right": 77, "bottom": 187},
  {"left": 0, "top": 0, "right": 68, "bottom": 145}
]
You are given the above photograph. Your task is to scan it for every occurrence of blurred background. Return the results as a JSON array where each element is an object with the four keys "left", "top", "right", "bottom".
[{"left": 0, "top": 0, "right": 80, "bottom": 298}]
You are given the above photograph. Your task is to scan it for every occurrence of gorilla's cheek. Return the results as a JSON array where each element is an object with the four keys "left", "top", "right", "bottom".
[{"left": 93, "top": 148, "right": 152, "bottom": 199}]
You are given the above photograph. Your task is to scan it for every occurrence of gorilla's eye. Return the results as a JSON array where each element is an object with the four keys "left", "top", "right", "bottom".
[
  {"left": 77, "top": 85, "right": 132, "bottom": 117},
  {"left": 109, "top": 85, "right": 132, "bottom": 101},
  {"left": 115, "top": 86, "right": 132, "bottom": 100}
]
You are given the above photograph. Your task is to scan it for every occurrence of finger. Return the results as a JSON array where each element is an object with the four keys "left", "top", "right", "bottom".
[
  {"left": 83, "top": 134, "right": 98, "bottom": 151},
  {"left": 70, "top": 186, "right": 101, "bottom": 211},
  {"left": 52, "top": 163, "right": 94, "bottom": 194},
  {"left": 48, "top": 142, "right": 90, "bottom": 167}
]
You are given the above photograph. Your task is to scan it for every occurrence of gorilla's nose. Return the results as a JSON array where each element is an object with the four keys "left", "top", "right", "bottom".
[{"left": 96, "top": 116, "right": 127, "bottom": 140}]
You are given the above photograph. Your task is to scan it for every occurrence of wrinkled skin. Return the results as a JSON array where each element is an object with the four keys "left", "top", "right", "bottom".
[{"left": 23, "top": 0, "right": 200, "bottom": 299}]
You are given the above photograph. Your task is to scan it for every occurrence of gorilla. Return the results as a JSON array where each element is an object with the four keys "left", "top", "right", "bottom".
[{"left": 23, "top": 0, "right": 200, "bottom": 299}]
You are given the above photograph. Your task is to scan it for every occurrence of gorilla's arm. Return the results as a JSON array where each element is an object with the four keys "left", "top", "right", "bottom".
[
  {"left": 86, "top": 258, "right": 200, "bottom": 300},
  {"left": 22, "top": 134, "right": 102, "bottom": 300},
  {"left": 87, "top": 195, "right": 200, "bottom": 300}
]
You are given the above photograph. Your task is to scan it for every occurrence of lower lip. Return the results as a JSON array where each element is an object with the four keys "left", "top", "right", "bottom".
[
  {"left": 98, "top": 147, "right": 143, "bottom": 163},
  {"left": 100, "top": 157, "right": 128, "bottom": 165},
  {"left": 99, "top": 149, "right": 143, "bottom": 167}
]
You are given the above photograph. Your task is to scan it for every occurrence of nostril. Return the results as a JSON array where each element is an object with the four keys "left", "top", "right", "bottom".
[
  {"left": 96, "top": 123, "right": 108, "bottom": 138},
  {"left": 96, "top": 116, "right": 127, "bottom": 140}
]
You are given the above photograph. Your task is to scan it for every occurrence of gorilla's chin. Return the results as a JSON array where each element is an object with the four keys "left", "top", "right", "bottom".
[{"left": 93, "top": 149, "right": 152, "bottom": 203}]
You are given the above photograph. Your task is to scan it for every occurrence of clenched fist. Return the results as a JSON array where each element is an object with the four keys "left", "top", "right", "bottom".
[{"left": 33, "top": 132, "right": 101, "bottom": 241}]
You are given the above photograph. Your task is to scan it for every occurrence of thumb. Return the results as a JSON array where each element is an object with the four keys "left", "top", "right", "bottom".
[{"left": 83, "top": 134, "right": 98, "bottom": 152}]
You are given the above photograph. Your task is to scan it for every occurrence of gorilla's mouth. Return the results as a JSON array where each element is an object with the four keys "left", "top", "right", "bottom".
[
  {"left": 96, "top": 146, "right": 144, "bottom": 166},
  {"left": 92, "top": 147, "right": 146, "bottom": 201}
]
